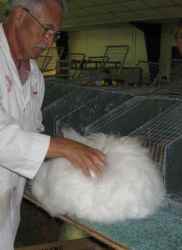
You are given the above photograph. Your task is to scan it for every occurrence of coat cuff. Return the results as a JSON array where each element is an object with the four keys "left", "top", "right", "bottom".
[{"left": 23, "top": 133, "right": 50, "bottom": 179}]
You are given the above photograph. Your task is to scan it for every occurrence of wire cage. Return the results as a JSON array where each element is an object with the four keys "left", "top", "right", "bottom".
[
  {"left": 24, "top": 80, "right": 182, "bottom": 249},
  {"left": 103, "top": 45, "right": 129, "bottom": 74},
  {"left": 43, "top": 79, "right": 76, "bottom": 108},
  {"left": 43, "top": 87, "right": 99, "bottom": 135},
  {"left": 43, "top": 86, "right": 132, "bottom": 136},
  {"left": 85, "top": 96, "right": 179, "bottom": 136},
  {"left": 55, "top": 91, "right": 131, "bottom": 134},
  {"left": 42, "top": 81, "right": 182, "bottom": 197},
  {"left": 129, "top": 102, "right": 182, "bottom": 196}
]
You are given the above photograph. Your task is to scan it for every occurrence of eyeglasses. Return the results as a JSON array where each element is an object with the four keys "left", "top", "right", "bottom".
[{"left": 22, "top": 7, "right": 61, "bottom": 41}]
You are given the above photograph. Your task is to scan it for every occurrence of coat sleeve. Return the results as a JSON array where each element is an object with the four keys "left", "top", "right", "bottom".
[
  {"left": 0, "top": 103, "right": 50, "bottom": 179},
  {"left": 0, "top": 72, "right": 50, "bottom": 179}
]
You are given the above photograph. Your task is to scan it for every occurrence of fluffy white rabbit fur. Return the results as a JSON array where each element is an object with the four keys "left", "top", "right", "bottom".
[{"left": 32, "top": 129, "right": 165, "bottom": 223}]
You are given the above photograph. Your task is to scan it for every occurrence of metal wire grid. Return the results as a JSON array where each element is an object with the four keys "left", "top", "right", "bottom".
[
  {"left": 43, "top": 86, "right": 133, "bottom": 136},
  {"left": 43, "top": 88, "right": 98, "bottom": 135},
  {"left": 85, "top": 97, "right": 179, "bottom": 136},
  {"left": 55, "top": 92, "right": 131, "bottom": 135},
  {"left": 142, "top": 140, "right": 166, "bottom": 173},
  {"left": 85, "top": 96, "right": 146, "bottom": 134},
  {"left": 130, "top": 103, "right": 182, "bottom": 145},
  {"left": 129, "top": 102, "right": 182, "bottom": 175}
]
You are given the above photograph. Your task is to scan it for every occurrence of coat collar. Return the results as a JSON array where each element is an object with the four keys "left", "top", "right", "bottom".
[{"left": 0, "top": 23, "right": 39, "bottom": 110}]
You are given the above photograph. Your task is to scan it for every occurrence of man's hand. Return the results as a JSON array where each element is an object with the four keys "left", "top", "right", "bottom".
[{"left": 47, "top": 137, "right": 106, "bottom": 177}]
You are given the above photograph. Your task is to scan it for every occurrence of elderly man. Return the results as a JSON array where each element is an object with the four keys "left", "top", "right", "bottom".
[{"left": 0, "top": 0, "right": 105, "bottom": 249}]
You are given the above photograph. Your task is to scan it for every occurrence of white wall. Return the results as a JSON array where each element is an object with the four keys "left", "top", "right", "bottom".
[
  {"left": 69, "top": 24, "right": 149, "bottom": 80},
  {"left": 69, "top": 24, "right": 148, "bottom": 66}
]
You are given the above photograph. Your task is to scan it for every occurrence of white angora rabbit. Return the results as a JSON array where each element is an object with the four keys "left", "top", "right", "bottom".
[{"left": 31, "top": 129, "right": 165, "bottom": 223}]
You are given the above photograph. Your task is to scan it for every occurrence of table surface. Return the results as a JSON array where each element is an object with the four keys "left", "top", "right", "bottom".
[{"left": 24, "top": 194, "right": 182, "bottom": 250}]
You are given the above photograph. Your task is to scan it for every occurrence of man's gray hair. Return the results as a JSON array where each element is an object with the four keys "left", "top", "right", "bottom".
[{"left": 9, "top": 0, "right": 66, "bottom": 12}]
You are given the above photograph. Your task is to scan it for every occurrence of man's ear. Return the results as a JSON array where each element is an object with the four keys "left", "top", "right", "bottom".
[{"left": 12, "top": 6, "right": 27, "bottom": 26}]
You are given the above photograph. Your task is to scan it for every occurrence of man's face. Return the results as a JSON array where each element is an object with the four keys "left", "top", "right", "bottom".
[{"left": 16, "top": 1, "right": 63, "bottom": 59}]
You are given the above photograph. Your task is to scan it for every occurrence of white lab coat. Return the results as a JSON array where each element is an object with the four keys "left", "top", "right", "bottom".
[{"left": 0, "top": 24, "right": 50, "bottom": 249}]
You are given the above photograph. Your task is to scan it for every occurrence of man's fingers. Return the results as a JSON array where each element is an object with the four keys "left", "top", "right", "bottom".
[
  {"left": 93, "top": 150, "right": 106, "bottom": 165},
  {"left": 89, "top": 151, "right": 106, "bottom": 170},
  {"left": 85, "top": 155, "right": 105, "bottom": 177},
  {"left": 61, "top": 138, "right": 107, "bottom": 178}
]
